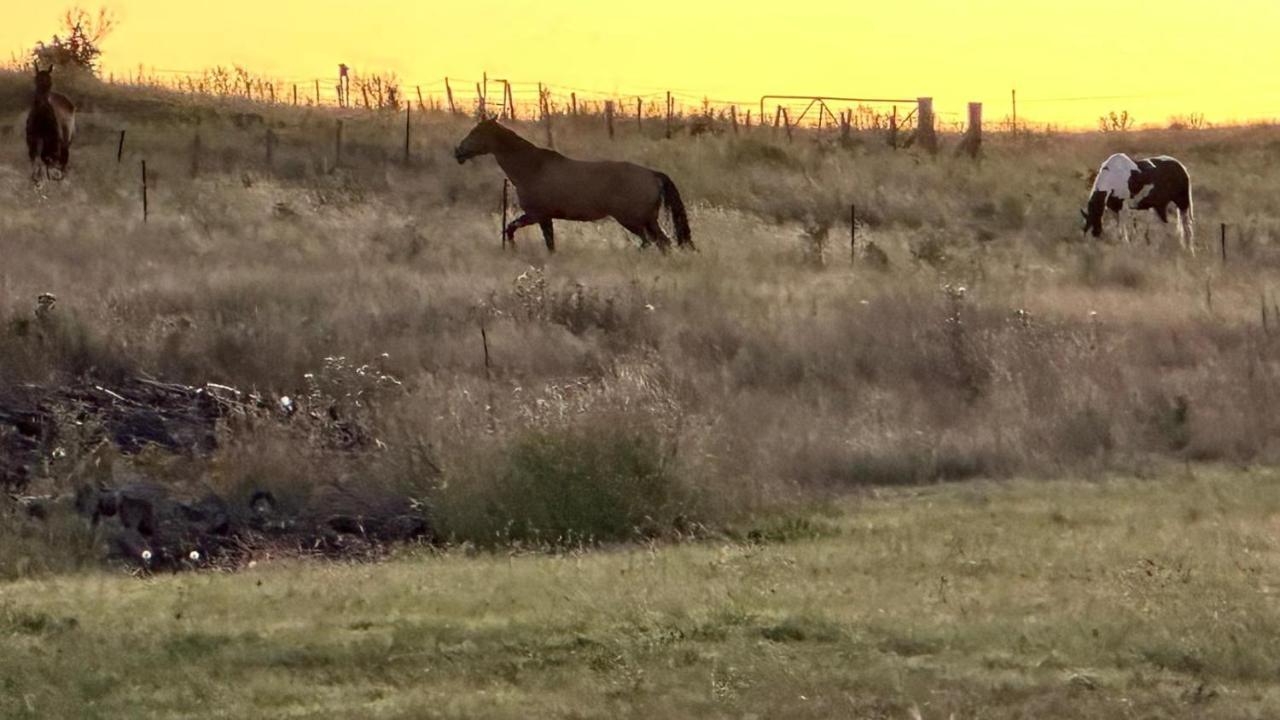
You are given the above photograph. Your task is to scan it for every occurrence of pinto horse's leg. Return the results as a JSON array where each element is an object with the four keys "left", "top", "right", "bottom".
[
  {"left": 539, "top": 220, "right": 555, "bottom": 253},
  {"left": 504, "top": 213, "right": 539, "bottom": 247}
]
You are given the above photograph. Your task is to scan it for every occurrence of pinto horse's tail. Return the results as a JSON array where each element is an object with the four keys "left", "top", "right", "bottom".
[{"left": 656, "top": 172, "right": 692, "bottom": 248}]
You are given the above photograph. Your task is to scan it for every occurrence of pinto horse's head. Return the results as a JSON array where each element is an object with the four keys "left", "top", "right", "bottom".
[
  {"left": 454, "top": 117, "right": 504, "bottom": 164},
  {"left": 1081, "top": 190, "right": 1108, "bottom": 238}
]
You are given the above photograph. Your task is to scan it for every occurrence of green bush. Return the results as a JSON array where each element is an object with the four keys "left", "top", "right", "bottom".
[{"left": 438, "top": 420, "right": 694, "bottom": 547}]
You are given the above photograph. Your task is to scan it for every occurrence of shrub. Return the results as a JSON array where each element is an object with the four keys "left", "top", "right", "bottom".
[{"left": 436, "top": 418, "right": 695, "bottom": 547}]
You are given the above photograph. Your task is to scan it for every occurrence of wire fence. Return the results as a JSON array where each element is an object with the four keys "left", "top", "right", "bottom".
[{"left": 100, "top": 66, "right": 978, "bottom": 134}]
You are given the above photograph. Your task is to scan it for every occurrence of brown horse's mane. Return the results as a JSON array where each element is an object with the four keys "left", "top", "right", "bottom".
[{"left": 489, "top": 121, "right": 564, "bottom": 161}]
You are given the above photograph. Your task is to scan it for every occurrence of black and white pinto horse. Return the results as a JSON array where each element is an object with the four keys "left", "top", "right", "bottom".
[{"left": 1081, "top": 153, "right": 1195, "bottom": 253}]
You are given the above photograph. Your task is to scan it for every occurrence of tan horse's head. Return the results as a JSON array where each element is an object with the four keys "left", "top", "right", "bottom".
[{"left": 454, "top": 118, "right": 506, "bottom": 164}]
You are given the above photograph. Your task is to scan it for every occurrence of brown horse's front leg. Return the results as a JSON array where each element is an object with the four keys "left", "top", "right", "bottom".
[
  {"left": 504, "top": 213, "right": 539, "bottom": 248},
  {"left": 539, "top": 220, "right": 555, "bottom": 253}
]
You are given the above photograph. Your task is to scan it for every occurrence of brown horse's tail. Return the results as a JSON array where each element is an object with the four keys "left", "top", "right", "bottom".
[{"left": 657, "top": 172, "right": 692, "bottom": 248}]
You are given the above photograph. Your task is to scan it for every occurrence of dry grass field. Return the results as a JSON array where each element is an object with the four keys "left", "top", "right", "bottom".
[{"left": 4, "top": 70, "right": 1280, "bottom": 716}]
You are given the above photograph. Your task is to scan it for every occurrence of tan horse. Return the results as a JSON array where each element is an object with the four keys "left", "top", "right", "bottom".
[
  {"left": 455, "top": 119, "right": 692, "bottom": 253},
  {"left": 26, "top": 64, "right": 76, "bottom": 182}
]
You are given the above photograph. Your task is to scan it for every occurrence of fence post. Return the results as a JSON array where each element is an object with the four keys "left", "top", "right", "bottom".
[
  {"left": 476, "top": 83, "right": 485, "bottom": 117},
  {"left": 416, "top": 85, "right": 424, "bottom": 112},
  {"left": 916, "top": 97, "right": 938, "bottom": 154},
  {"left": 665, "top": 92, "right": 673, "bottom": 139},
  {"left": 637, "top": 97, "right": 643, "bottom": 133},
  {"left": 117, "top": 130, "right": 126, "bottom": 163},
  {"left": 1011, "top": 89, "right": 1018, "bottom": 137},
  {"left": 446, "top": 78, "right": 456, "bottom": 114},
  {"left": 605, "top": 101, "right": 615, "bottom": 139},
  {"left": 501, "top": 178, "right": 510, "bottom": 250},
  {"left": 404, "top": 105, "right": 412, "bottom": 164},
  {"left": 1221, "top": 223, "right": 1228, "bottom": 264},
  {"left": 571, "top": 92, "right": 578, "bottom": 116},
  {"left": 315, "top": 79, "right": 320, "bottom": 106},
  {"left": 959, "top": 102, "right": 982, "bottom": 159},
  {"left": 745, "top": 110, "right": 752, "bottom": 130},
  {"left": 335, "top": 120, "right": 343, "bottom": 167},
  {"left": 541, "top": 86, "right": 554, "bottom": 147},
  {"left": 189, "top": 129, "right": 202, "bottom": 178},
  {"left": 850, "top": 204, "right": 857, "bottom": 263},
  {"left": 888, "top": 105, "right": 898, "bottom": 149},
  {"left": 292, "top": 84, "right": 298, "bottom": 106},
  {"left": 141, "top": 160, "right": 148, "bottom": 222},
  {"left": 782, "top": 107, "right": 792, "bottom": 142}
]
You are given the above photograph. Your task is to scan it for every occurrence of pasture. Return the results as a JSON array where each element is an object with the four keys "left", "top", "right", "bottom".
[
  {"left": 6, "top": 469, "right": 1280, "bottom": 718},
  {"left": 4, "top": 70, "right": 1280, "bottom": 716}
]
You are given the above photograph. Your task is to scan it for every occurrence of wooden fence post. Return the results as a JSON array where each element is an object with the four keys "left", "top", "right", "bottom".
[
  {"left": 850, "top": 204, "right": 857, "bottom": 263},
  {"left": 731, "top": 106, "right": 738, "bottom": 134},
  {"left": 446, "top": 78, "right": 456, "bottom": 114},
  {"left": 745, "top": 110, "right": 752, "bottom": 129},
  {"left": 501, "top": 178, "right": 510, "bottom": 250},
  {"left": 541, "top": 86, "right": 554, "bottom": 147},
  {"left": 916, "top": 97, "right": 938, "bottom": 154},
  {"left": 605, "top": 101, "right": 615, "bottom": 139},
  {"left": 782, "top": 107, "right": 792, "bottom": 142},
  {"left": 637, "top": 97, "right": 643, "bottom": 132},
  {"left": 189, "top": 129, "right": 202, "bottom": 178},
  {"left": 476, "top": 82, "right": 485, "bottom": 117},
  {"left": 315, "top": 79, "right": 320, "bottom": 106},
  {"left": 292, "top": 84, "right": 298, "bottom": 106},
  {"left": 335, "top": 120, "right": 343, "bottom": 167},
  {"left": 117, "top": 130, "right": 126, "bottom": 163},
  {"left": 571, "top": 92, "right": 578, "bottom": 116},
  {"left": 1221, "top": 223, "right": 1228, "bottom": 263},
  {"left": 665, "top": 92, "right": 673, "bottom": 139},
  {"left": 1011, "top": 89, "right": 1018, "bottom": 137},
  {"left": 959, "top": 102, "right": 982, "bottom": 159},
  {"left": 141, "top": 160, "right": 148, "bottom": 222},
  {"left": 416, "top": 85, "right": 424, "bottom": 112},
  {"left": 404, "top": 105, "right": 412, "bottom": 164},
  {"left": 888, "top": 105, "right": 898, "bottom": 149}
]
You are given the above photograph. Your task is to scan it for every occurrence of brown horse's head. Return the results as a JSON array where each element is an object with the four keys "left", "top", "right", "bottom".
[
  {"left": 33, "top": 63, "right": 53, "bottom": 96},
  {"left": 454, "top": 118, "right": 507, "bottom": 164}
]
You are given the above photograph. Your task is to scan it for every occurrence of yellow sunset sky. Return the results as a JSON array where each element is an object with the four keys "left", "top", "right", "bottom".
[{"left": 3, "top": 1, "right": 1278, "bottom": 127}]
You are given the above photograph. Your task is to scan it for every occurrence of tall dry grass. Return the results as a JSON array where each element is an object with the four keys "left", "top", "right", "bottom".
[{"left": 4, "top": 70, "right": 1280, "bottom": 570}]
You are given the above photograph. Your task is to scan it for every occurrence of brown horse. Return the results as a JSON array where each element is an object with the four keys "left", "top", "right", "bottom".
[
  {"left": 455, "top": 119, "right": 692, "bottom": 252},
  {"left": 26, "top": 64, "right": 76, "bottom": 182}
]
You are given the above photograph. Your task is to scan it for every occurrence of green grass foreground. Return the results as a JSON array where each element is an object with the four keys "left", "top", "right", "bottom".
[{"left": 4, "top": 467, "right": 1279, "bottom": 719}]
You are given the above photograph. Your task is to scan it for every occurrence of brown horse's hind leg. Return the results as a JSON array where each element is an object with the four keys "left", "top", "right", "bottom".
[
  {"left": 539, "top": 220, "right": 555, "bottom": 253},
  {"left": 619, "top": 220, "right": 664, "bottom": 252}
]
